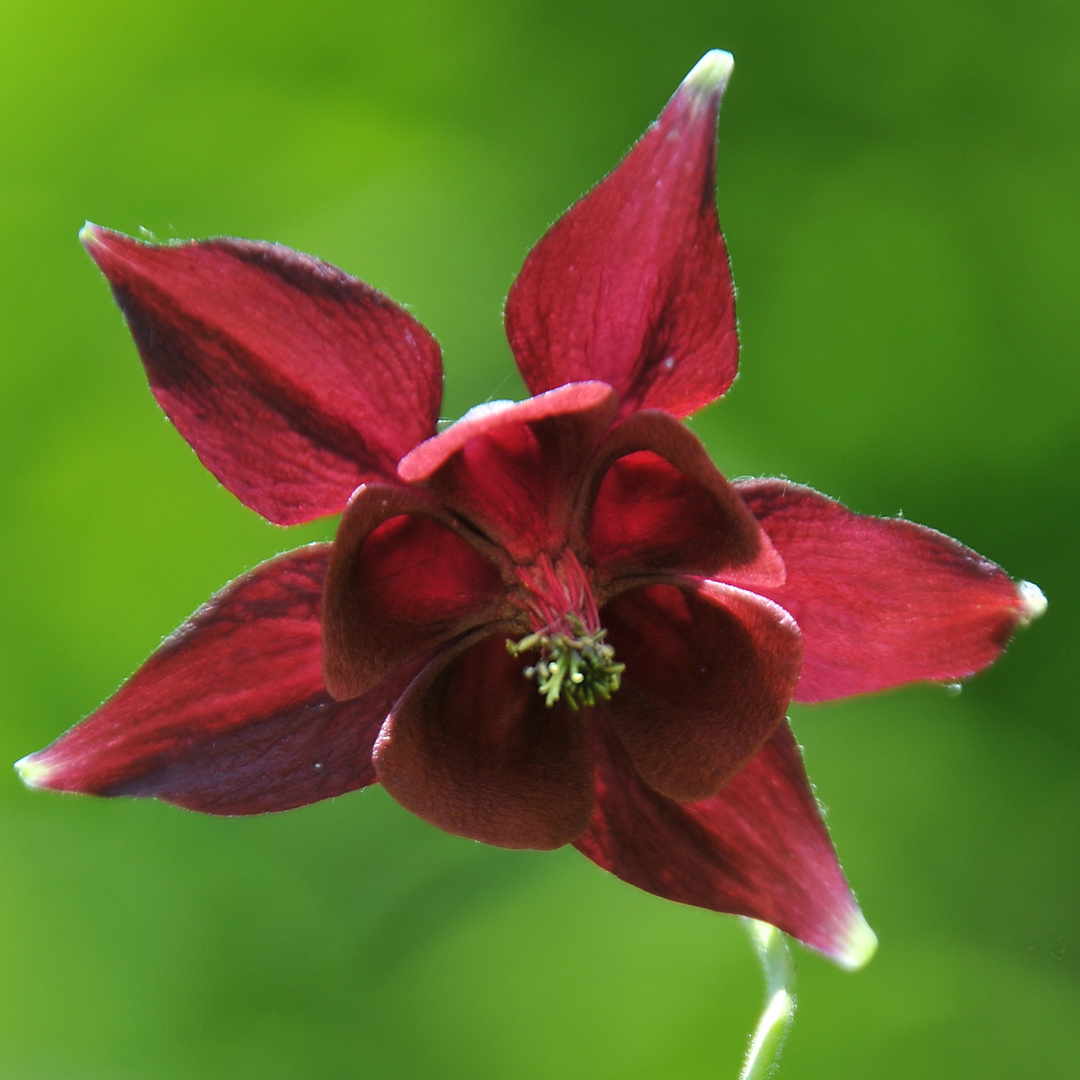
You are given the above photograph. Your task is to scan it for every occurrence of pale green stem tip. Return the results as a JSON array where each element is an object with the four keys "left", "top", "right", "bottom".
[
  {"left": 739, "top": 913, "right": 875, "bottom": 1077},
  {"left": 740, "top": 987, "right": 795, "bottom": 1080},
  {"left": 740, "top": 920, "right": 796, "bottom": 1080}
]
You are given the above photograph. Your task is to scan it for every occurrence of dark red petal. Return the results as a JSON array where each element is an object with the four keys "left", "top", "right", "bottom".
[
  {"left": 584, "top": 410, "right": 784, "bottom": 586},
  {"left": 602, "top": 581, "right": 801, "bottom": 802},
  {"left": 399, "top": 382, "right": 619, "bottom": 563},
  {"left": 16, "top": 546, "right": 411, "bottom": 814},
  {"left": 504, "top": 52, "right": 738, "bottom": 418},
  {"left": 373, "top": 632, "right": 595, "bottom": 850},
  {"left": 82, "top": 225, "right": 443, "bottom": 525},
  {"left": 322, "top": 484, "right": 512, "bottom": 701},
  {"left": 736, "top": 479, "right": 1034, "bottom": 702},
  {"left": 575, "top": 720, "right": 877, "bottom": 968}
]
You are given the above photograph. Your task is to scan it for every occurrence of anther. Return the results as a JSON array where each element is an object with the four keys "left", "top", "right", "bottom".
[{"left": 507, "top": 615, "right": 625, "bottom": 710}]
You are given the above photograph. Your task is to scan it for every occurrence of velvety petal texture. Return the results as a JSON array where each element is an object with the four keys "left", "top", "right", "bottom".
[
  {"left": 374, "top": 632, "right": 596, "bottom": 850},
  {"left": 17, "top": 547, "right": 408, "bottom": 814},
  {"left": 575, "top": 721, "right": 877, "bottom": 969},
  {"left": 602, "top": 582, "right": 802, "bottom": 801},
  {"left": 82, "top": 226, "right": 443, "bottom": 525},
  {"left": 322, "top": 485, "right": 512, "bottom": 700},
  {"left": 584, "top": 409, "right": 784, "bottom": 585},
  {"left": 505, "top": 51, "right": 739, "bottom": 418},
  {"left": 399, "top": 382, "right": 619, "bottom": 562},
  {"left": 17, "top": 54, "right": 1045, "bottom": 970},
  {"left": 737, "top": 480, "right": 1028, "bottom": 702}
]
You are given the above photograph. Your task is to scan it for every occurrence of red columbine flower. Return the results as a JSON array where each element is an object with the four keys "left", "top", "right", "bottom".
[{"left": 16, "top": 52, "right": 1043, "bottom": 969}]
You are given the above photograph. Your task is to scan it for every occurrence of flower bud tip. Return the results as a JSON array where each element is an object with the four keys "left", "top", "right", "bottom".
[
  {"left": 681, "top": 50, "right": 734, "bottom": 98},
  {"left": 833, "top": 908, "right": 878, "bottom": 972},
  {"left": 14, "top": 753, "right": 54, "bottom": 790},
  {"left": 1017, "top": 580, "right": 1047, "bottom": 625}
]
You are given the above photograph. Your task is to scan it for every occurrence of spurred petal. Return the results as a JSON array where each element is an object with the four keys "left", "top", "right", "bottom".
[
  {"left": 504, "top": 52, "right": 738, "bottom": 418},
  {"left": 575, "top": 720, "right": 877, "bottom": 968},
  {"left": 16, "top": 546, "right": 412, "bottom": 814},
  {"left": 736, "top": 479, "right": 1032, "bottom": 702},
  {"left": 602, "top": 581, "right": 802, "bottom": 802},
  {"left": 399, "top": 382, "right": 619, "bottom": 563},
  {"left": 322, "top": 485, "right": 512, "bottom": 701},
  {"left": 584, "top": 410, "right": 784, "bottom": 586},
  {"left": 373, "top": 632, "right": 595, "bottom": 850},
  {"left": 82, "top": 225, "right": 443, "bottom": 525}
]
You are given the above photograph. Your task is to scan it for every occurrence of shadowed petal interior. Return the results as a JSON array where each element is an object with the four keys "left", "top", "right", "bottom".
[
  {"left": 737, "top": 479, "right": 1030, "bottom": 702},
  {"left": 322, "top": 485, "right": 512, "bottom": 701},
  {"left": 584, "top": 409, "right": 784, "bottom": 585},
  {"left": 399, "top": 382, "right": 619, "bottom": 563},
  {"left": 601, "top": 581, "right": 802, "bottom": 802},
  {"left": 374, "top": 632, "right": 596, "bottom": 850}
]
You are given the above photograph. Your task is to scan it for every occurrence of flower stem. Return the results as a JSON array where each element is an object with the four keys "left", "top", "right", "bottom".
[{"left": 738, "top": 920, "right": 796, "bottom": 1080}]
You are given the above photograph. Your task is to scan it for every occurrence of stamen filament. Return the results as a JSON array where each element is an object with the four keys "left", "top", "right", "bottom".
[{"left": 508, "top": 615, "right": 625, "bottom": 710}]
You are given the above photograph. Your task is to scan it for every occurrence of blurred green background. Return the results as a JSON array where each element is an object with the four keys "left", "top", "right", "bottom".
[{"left": 1, "top": 1, "right": 1076, "bottom": 1077}]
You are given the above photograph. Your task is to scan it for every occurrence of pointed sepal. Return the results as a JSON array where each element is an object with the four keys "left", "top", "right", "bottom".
[{"left": 505, "top": 51, "right": 739, "bottom": 419}]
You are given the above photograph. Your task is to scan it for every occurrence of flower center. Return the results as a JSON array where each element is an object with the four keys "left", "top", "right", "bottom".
[{"left": 506, "top": 552, "right": 625, "bottom": 710}]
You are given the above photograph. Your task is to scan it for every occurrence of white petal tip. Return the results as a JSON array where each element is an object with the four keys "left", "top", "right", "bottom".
[
  {"left": 681, "top": 50, "right": 734, "bottom": 97},
  {"left": 832, "top": 909, "right": 878, "bottom": 972},
  {"left": 79, "top": 221, "right": 103, "bottom": 247},
  {"left": 1017, "top": 580, "right": 1047, "bottom": 625},
  {"left": 14, "top": 754, "right": 54, "bottom": 790}
]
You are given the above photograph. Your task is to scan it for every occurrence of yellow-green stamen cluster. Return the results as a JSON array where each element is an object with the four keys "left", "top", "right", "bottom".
[{"left": 507, "top": 616, "right": 625, "bottom": 710}]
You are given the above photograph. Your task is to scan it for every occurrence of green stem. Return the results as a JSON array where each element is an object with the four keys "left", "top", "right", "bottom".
[{"left": 738, "top": 920, "right": 796, "bottom": 1080}]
